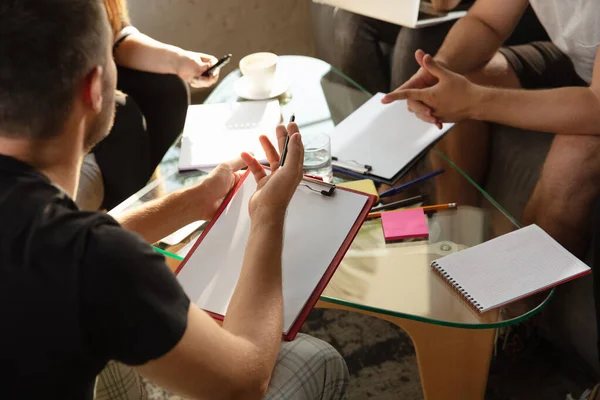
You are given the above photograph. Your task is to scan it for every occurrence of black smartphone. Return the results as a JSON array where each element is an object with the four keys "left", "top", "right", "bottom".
[{"left": 202, "top": 54, "right": 232, "bottom": 77}]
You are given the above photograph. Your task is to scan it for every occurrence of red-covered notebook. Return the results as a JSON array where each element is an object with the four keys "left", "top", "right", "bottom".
[{"left": 175, "top": 169, "right": 377, "bottom": 340}]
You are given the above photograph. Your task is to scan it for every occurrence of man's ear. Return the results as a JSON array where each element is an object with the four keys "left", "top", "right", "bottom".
[{"left": 82, "top": 65, "right": 105, "bottom": 114}]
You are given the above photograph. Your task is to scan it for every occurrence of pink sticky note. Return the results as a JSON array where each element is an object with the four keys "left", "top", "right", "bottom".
[{"left": 381, "top": 208, "right": 429, "bottom": 241}]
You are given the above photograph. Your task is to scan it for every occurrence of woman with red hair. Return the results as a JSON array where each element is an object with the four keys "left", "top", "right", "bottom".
[{"left": 78, "top": 0, "right": 219, "bottom": 211}]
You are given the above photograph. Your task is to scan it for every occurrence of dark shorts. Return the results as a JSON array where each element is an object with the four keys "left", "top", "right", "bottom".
[{"left": 499, "top": 41, "right": 587, "bottom": 89}]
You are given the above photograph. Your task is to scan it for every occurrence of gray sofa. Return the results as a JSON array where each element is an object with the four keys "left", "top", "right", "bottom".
[{"left": 311, "top": 3, "right": 600, "bottom": 377}]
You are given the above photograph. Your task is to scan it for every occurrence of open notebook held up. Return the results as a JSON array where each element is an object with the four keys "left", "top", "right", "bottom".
[
  {"left": 431, "top": 225, "right": 591, "bottom": 313},
  {"left": 175, "top": 169, "right": 377, "bottom": 340}
]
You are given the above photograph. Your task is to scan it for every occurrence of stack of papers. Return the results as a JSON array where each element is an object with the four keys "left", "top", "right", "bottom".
[
  {"left": 328, "top": 93, "right": 453, "bottom": 185},
  {"left": 179, "top": 100, "right": 282, "bottom": 171}
]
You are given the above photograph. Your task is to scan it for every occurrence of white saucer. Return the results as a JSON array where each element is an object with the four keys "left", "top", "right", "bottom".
[{"left": 234, "top": 74, "right": 291, "bottom": 100}]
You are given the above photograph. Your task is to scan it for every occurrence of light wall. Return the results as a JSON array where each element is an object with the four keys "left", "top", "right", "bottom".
[{"left": 127, "top": 0, "right": 316, "bottom": 99}]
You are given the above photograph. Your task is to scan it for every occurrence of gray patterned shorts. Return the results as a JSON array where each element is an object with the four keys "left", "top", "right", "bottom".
[{"left": 94, "top": 333, "right": 349, "bottom": 400}]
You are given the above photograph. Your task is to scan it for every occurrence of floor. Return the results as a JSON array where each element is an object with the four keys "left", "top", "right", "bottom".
[{"left": 144, "top": 309, "right": 597, "bottom": 399}]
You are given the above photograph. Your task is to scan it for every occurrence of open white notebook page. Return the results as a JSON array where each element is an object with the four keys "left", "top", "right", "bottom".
[
  {"left": 328, "top": 93, "right": 453, "bottom": 180},
  {"left": 176, "top": 173, "right": 369, "bottom": 334},
  {"left": 179, "top": 101, "right": 281, "bottom": 170},
  {"left": 432, "top": 225, "right": 591, "bottom": 312}
]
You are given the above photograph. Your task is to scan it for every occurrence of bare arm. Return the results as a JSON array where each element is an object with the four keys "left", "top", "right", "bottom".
[
  {"left": 136, "top": 127, "right": 304, "bottom": 399},
  {"left": 114, "top": 159, "right": 247, "bottom": 244},
  {"left": 471, "top": 47, "right": 600, "bottom": 134},
  {"left": 434, "top": 0, "right": 529, "bottom": 73},
  {"left": 114, "top": 32, "right": 183, "bottom": 74},
  {"left": 388, "top": 50, "right": 600, "bottom": 136},
  {"left": 114, "top": 32, "right": 218, "bottom": 87},
  {"left": 137, "top": 212, "right": 285, "bottom": 399},
  {"left": 113, "top": 185, "right": 203, "bottom": 245}
]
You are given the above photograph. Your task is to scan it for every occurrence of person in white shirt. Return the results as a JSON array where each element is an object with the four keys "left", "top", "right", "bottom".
[{"left": 383, "top": 0, "right": 600, "bottom": 257}]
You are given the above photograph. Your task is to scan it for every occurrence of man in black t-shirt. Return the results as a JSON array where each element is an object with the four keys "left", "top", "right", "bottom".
[{"left": 0, "top": 1, "right": 348, "bottom": 399}]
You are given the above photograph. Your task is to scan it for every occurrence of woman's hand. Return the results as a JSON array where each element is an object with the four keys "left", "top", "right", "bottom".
[{"left": 175, "top": 50, "right": 220, "bottom": 88}]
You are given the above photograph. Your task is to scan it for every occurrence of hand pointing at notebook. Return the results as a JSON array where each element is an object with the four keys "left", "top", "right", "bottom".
[
  {"left": 382, "top": 50, "right": 480, "bottom": 127},
  {"left": 241, "top": 122, "right": 304, "bottom": 219}
]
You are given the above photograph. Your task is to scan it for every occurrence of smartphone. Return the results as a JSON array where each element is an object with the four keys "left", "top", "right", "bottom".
[{"left": 202, "top": 54, "right": 232, "bottom": 77}]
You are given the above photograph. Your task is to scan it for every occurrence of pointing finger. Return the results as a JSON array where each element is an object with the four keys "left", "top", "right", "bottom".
[{"left": 382, "top": 89, "right": 423, "bottom": 104}]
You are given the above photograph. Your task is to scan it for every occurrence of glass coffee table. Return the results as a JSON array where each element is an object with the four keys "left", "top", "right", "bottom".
[{"left": 110, "top": 56, "right": 553, "bottom": 400}]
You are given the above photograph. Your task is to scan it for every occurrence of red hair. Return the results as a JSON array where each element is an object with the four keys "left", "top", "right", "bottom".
[{"left": 104, "top": 0, "right": 130, "bottom": 37}]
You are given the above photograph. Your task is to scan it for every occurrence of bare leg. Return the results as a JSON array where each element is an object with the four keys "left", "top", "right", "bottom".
[
  {"left": 432, "top": 52, "right": 522, "bottom": 205},
  {"left": 523, "top": 135, "right": 600, "bottom": 256}
]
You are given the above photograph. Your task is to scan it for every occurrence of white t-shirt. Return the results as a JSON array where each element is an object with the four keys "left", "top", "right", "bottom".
[{"left": 529, "top": 0, "right": 600, "bottom": 84}]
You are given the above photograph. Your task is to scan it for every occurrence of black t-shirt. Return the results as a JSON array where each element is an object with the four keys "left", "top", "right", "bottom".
[{"left": 0, "top": 155, "right": 190, "bottom": 399}]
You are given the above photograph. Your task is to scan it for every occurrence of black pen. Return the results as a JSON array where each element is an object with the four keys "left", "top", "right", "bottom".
[
  {"left": 279, "top": 114, "right": 295, "bottom": 167},
  {"left": 371, "top": 195, "right": 424, "bottom": 212}
]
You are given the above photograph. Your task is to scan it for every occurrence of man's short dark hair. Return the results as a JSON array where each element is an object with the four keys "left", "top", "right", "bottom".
[{"left": 0, "top": 0, "right": 110, "bottom": 140}]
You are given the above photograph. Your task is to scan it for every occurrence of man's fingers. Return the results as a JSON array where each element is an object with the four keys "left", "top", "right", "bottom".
[
  {"left": 259, "top": 135, "right": 280, "bottom": 170},
  {"left": 275, "top": 125, "right": 288, "bottom": 154},
  {"left": 422, "top": 54, "right": 448, "bottom": 79},
  {"left": 382, "top": 89, "right": 423, "bottom": 104},
  {"left": 223, "top": 156, "right": 247, "bottom": 172},
  {"left": 286, "top": 122, "right": 299, "bottom": 136},
  {"left": 407, "top": 99, "right": 432, "bottom": 115},
  {"left": 241, "top": 152, "right": 267, "bottom": 183},
  {"left": 415, "top": 112, "right": 439, "bottom": 125},
  {"left": 415, "top": 49, "right": 426, "bottom": 67},
  {"left": 281, "top": 133, "right": 304, "bottom": 174}
]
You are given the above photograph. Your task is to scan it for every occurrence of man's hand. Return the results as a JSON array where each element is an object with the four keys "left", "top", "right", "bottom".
[
  {"left": 191, "top": 158, "right": 247, "bottom": 221},
  {"left": 383, "top": 50, "right": 444, "bottom": 127},
  {"left": 176, "top": 50, "right": 219, "bottom": 88},
  {"left": 241, "top": 123, "right": 304, "bottom": 220},
  {"left": 383, "top": 53, "right": 481, "bottom": 126}
]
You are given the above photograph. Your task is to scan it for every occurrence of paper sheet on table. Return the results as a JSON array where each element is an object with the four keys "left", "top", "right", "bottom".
[
  {"left": 179, "top": 101, "right": 281, "bottom": 170},
  {"left": 381, "top": 209, "right": 429, "bottom": 241}
]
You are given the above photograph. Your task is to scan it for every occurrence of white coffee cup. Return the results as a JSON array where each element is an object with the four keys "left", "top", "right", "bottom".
[{"left": 239, "top": 52, "right": 278, "bottom": 97}]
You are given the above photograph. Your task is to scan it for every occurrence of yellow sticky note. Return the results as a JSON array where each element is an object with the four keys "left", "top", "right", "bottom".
[{"left": 338, "top": 180, "right": 379, "bottom": 200}]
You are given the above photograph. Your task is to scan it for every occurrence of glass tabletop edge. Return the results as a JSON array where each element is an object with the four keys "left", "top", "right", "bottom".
[{"left": 319, "top": 288, "right": 555, "bottom": 330}]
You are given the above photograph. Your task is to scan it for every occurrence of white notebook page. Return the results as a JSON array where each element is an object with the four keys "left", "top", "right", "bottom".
[
  {"left": 432, "top": 225, "right": 591, "bottom": 312},
  {"left": 178, "top": 101, "right": 281, "bottom": 170},
  {"left": 176, "top": 173, "right": 369, "bottom": 334},
  {"left": 328, "top": 93, "right": 453, "bottom": 180}
]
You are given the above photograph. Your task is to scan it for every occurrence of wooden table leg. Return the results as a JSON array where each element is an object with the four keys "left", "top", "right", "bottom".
[{"left": 316, "top": 300, "right": 496, "bottom": 400}]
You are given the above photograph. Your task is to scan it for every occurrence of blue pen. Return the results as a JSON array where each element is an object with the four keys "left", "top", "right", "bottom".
[
  {"left": 379, "top": 169, "right": 445, "bottom": 198},
  {"left": 332, "top": 166, "right": 387, "bottom": 186}
]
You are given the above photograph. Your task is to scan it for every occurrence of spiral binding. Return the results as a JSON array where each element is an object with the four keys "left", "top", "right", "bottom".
[{"left": 431, "top": 261, "right": 484, "bottom": 313}]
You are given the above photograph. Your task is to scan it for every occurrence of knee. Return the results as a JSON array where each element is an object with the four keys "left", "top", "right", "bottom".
[
  {"left": 150, "top": 73, "right": 190, "bottom": 110},
  {"left": 295, "top": 335, "right": 349, "bottom": 394},
  {"left": 333, "top": 10, "right": 365, "bottom": 55},
  {"left": 110, "top": 94, "right": 147, "bottom": 143}
]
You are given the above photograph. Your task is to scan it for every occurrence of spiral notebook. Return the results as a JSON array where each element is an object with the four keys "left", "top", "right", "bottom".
[
  {"left": 431, "top": 225, "right": 591, "bottom": 313},
  {"left": 175, "top": 169, "right": 377, "bottom": 340}
]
